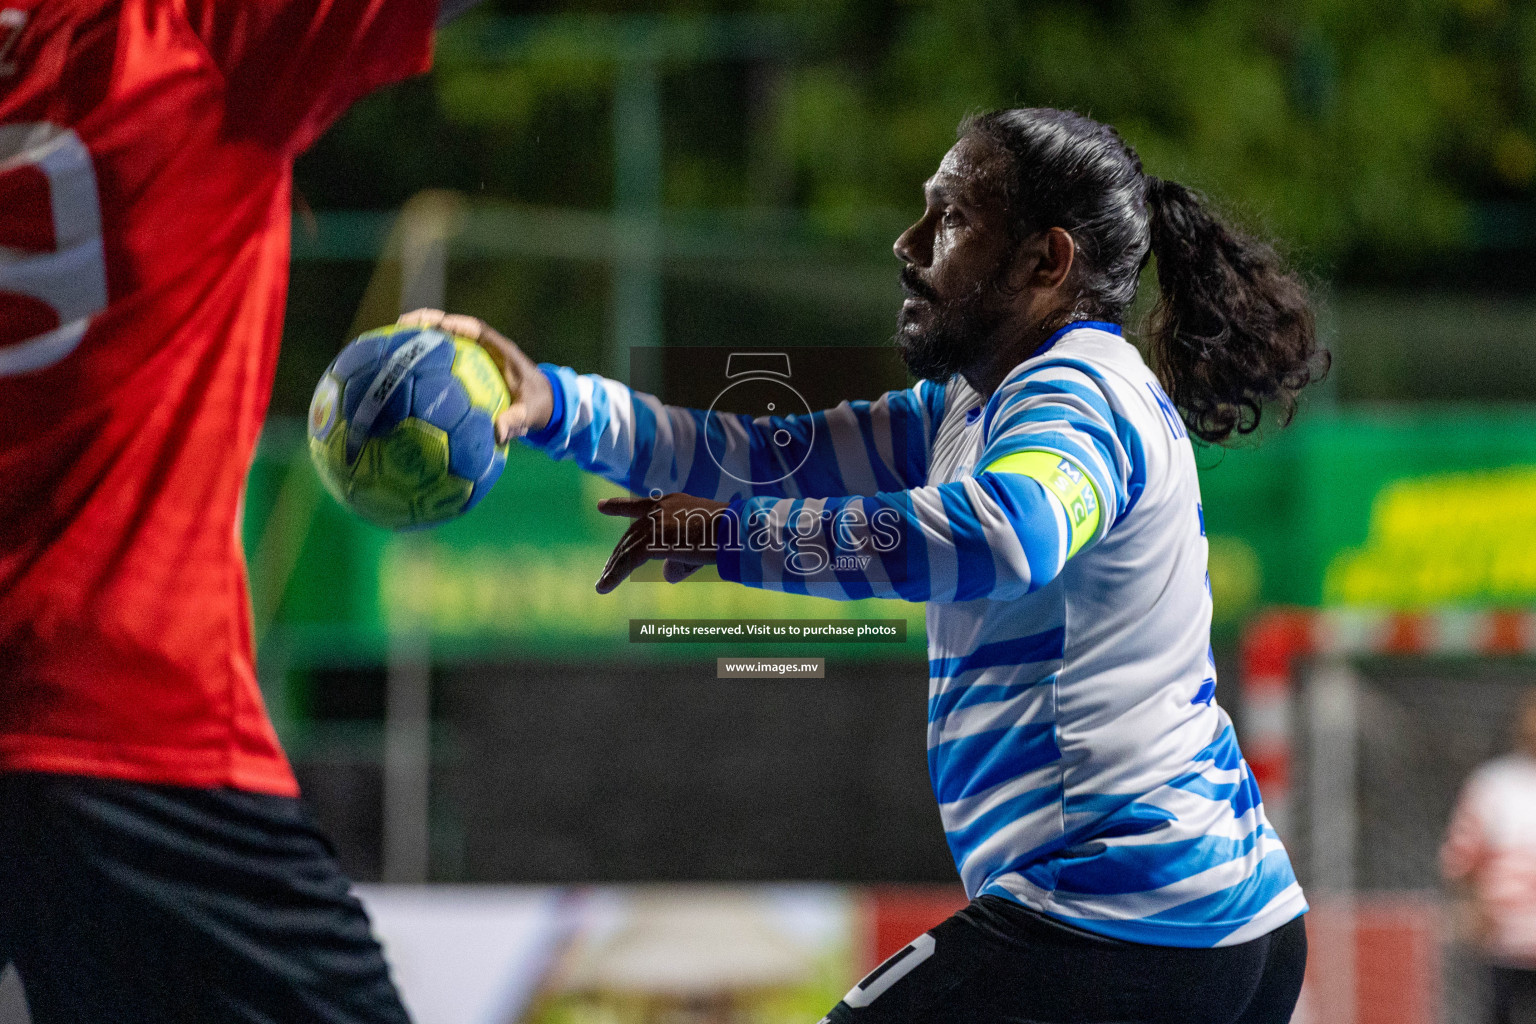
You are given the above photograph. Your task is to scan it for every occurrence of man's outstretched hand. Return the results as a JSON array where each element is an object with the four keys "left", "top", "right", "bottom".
[
  {"left": 397, "top": 309, "right": 554, "bottom": 445},
  {"left": 595, "top": 493, "right": 730, "bottom": 593}
]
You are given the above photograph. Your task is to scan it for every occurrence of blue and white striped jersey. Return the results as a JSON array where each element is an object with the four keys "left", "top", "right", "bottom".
[{"left": 524, "top": 321, "right": 1306, "bottom": 947}]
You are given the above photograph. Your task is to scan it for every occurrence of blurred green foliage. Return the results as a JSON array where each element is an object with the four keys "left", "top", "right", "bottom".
[
  {"left": 298, "top": 0, "right": 1536, "bottom": 278},
  {"left": 280, "top": 0, "right": 1536, "bottom": 416}
]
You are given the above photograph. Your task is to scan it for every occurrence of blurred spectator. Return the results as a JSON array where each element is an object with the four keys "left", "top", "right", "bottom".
[{"left": 1442, "top": 689, "right": 1536, "bottom": 1024}]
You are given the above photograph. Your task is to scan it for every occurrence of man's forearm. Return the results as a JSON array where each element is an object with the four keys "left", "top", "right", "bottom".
[{"left": 525, "top": 365, "right": 906, "bottom": 504}]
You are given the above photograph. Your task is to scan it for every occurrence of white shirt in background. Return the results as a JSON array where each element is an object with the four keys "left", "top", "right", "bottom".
[{"left": 1443, "top": 753, "right": 1536, "bottom": 966}]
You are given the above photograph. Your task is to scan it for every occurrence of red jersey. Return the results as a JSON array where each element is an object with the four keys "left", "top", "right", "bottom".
[{"left": 0, "top": 0, "right": 435, "bottom": 795}]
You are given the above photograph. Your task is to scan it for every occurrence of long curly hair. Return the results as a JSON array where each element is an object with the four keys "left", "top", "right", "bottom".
[{"left": 963, "top": 108, "right": 1328, "bottom": 444}]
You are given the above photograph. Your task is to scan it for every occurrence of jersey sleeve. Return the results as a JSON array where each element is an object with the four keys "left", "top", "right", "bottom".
[
  {"left": 179, "top": 0, "right": 437, "bottom": 154},
  {"left": 522, "top": 364, "right": 943, "bottom": 500},
  {"left": 974, "top": 359, "right": 1136, "bottom": 550},
  {"left": 713, "top": 363, "right": 1136, "bottom": 603}
]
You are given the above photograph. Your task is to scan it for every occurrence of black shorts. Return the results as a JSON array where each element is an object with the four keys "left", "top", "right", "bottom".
[
  {"left": 0, "top": 772, "right": 410, "bottom": 1024},
  {"left": 825, "top": 894, "right": 1306, "bottom": 1024}
]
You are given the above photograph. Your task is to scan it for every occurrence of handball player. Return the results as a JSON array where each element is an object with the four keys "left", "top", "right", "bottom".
[
  {"left": 415, "top": 107, "right": 1329, "bottom": 1024},
  {"left": 0, "top": 1, "right": 473, "bottom": 1020}
]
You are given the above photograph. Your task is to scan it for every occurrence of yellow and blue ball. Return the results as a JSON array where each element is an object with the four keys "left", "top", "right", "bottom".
[{"left": 308, "top": 324, "right": 510, "bottom": 529}]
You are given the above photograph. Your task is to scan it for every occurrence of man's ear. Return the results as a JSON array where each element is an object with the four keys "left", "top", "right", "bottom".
[
  {"left": 1033, "top": 227, "right": 1076, "bottom": 289},
  {"left": 1005, "top": 227, "right": 1076, "bottom": 293}
]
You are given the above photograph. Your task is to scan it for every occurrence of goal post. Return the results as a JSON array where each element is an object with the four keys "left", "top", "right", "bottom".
[{"left": 1240, "top": 607, "right": 1536, "bottom": 1024}]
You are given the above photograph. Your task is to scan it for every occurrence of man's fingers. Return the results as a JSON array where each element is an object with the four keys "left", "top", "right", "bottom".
[
  {"left": 396, "top": 312, "right": 533, "bottom": 407},
  {"left": 596, "top": 497, "right": 654, "bottom": 519},
  {"left": 662, "top": 559, "right": 703, "bottom": 584},
  {"left": 435, "top": 313, "right": 487, "bottom": 342},
  {"left": 494, "top": 409, "right": 516, "bottom": 445},
  {"left": 397, "top": 308, "right": 445, "bottom": 329},
  {"left": 472, "top": 319, "right": 517, "bottom": 351},
  {"left": 495, "top": 397, "right": 552, "bottom": 444},
  {"left": 495, "top": 406, "right": 528, "bottom": 445},
  {"left": 596, "top": 525, "right": 653, "bottom": 594}
]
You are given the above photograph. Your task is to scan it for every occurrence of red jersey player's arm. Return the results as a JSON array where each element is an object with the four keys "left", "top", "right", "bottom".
[{"left": 177, "top": 0, "right": 440, "bottom": 155}]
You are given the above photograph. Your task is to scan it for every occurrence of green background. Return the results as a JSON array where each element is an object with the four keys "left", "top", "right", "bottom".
[{"left": 244, "top": 406, "right": 1536, "bottom": 670}]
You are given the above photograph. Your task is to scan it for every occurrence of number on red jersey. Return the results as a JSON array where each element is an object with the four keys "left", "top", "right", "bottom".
[{"left": 0, "top": 123, "right": 108, "bottom": 376}]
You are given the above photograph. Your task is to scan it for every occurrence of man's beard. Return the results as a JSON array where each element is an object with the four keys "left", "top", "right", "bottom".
[{"left": 893, "top": 267, "right": 1008, "bottom": 383}]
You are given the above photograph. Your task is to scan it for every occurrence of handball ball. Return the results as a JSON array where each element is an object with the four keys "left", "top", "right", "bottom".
[{"left": 308, "top": 324, "right": 510, "bottom": 530}]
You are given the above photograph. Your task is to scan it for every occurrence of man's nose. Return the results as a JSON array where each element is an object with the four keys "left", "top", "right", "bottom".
[{"left": 893, "top": 219, "right": 930, "bottom": 267}]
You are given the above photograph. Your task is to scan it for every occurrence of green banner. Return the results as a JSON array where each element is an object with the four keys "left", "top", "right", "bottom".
[{"left": 1193, "top": 408, "right": 1536, "bottom": 623}]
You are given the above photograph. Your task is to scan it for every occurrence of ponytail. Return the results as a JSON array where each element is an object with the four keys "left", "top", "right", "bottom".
[
  {"left": 958, "top": 109, "right": 1328, "bottom": 443},
  {"left": 1144, "top": 177, "right": 1327, "bottom": 445}
]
